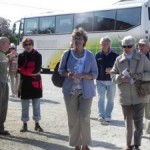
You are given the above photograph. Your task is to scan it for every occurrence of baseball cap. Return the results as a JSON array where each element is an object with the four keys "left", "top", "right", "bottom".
[{"left": 138, "top": 38, "right": 149, "bottom": 45}]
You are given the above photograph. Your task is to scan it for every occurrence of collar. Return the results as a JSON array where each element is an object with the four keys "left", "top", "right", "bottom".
[
  {"left": 102, "top": 49, "right": 111, "bottom": 55},
  {"left": 119, "top": 50, "right": 141, "bottom": 63}
]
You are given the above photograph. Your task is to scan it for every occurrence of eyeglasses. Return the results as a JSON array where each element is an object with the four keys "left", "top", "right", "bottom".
[
  {"left": 24, "top": 43, "right": 32, "bottom": 47},
  {"left": 122, "top": 45, "right": 133, "bottom": 48},
  {"left": 74, "top": 37, "right": 84, "bottom": 41},
  {"left": 138, "top": 44, "right": 146, "bottom": 47},
  {"left": 9, "top": 47, "right": 15, "bottom": 50}
]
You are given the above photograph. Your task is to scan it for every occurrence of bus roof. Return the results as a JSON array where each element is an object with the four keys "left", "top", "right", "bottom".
[{"left": 21, "top": 0, "right": 147, "bottom": 19}]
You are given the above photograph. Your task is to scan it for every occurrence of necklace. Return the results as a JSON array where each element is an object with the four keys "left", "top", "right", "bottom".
[{"left": 74, "top": 49, "right": 84, "bottom": 58}]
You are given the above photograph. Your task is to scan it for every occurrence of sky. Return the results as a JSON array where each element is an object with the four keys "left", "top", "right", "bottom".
[{"left": 0, "top": 0, "right": 118, "bottom": 24}]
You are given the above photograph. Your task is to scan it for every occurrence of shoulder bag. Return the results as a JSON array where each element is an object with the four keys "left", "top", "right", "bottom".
[
  {"left": 135, "top": 58, "right": 150, "bottom": 97},
  {"left": 51, "top": 50, "right": 71, "bottom": 88}
]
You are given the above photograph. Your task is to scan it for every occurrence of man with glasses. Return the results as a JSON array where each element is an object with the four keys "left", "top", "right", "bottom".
[
  {"left": 0, "top": 37, "right": 10, "bottom": 135},
  {"left": 110, "top": 35, "right": 150, "bottom": 150},
  {"left": 138, "top": 38, "right": 150, "bottom": 136}
]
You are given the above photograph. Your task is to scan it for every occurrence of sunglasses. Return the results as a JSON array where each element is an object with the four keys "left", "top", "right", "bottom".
[
  {"left": 122, "top": 45, "right": 133, "bottom": 48},
  {"left": 24, "top": 43, "right": 32, "bottom": 47},
  {"left": 9, "top": 47, "right": 15, "bottom": 50}
]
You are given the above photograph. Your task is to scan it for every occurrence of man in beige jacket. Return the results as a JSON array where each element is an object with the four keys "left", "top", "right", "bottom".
[{"left": 110, "top": 36, "right": 150, "bottom": 150}]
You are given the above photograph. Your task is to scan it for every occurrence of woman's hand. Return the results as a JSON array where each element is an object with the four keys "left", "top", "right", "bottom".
[
  {"left": 121, "top": 76, "right": 131, "bottom": 83},
  {"left": 130, "top": 73, "right": 139, "bottom": 80},
  {"left": 74, "top": 73, "right": 85, "bottom": 79}
]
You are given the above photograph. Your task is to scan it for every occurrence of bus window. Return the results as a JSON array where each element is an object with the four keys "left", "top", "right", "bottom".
[
  {"left": 93, "top": 10, "right": 115, "bottom": 31},
  {"left": 24, "top": 18, "right": 39, "bottom": 35},
  {"left": 74, "top": 12, "right": 93, "bottom": 31},
  {"left": 56, "top": 14, "right": 73, "bottom": 33},
  {"left": 116, "top": 7, "right": 141, "bottom": 30},
  {"left": 39, "top": 16, "right": 55, "bottom": 34}
]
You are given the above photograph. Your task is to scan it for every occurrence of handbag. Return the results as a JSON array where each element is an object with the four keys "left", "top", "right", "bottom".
[
  {"left": 51, "top": 50, "right": 71, "bottom": 88},
  {"left": 135, "top": 57, "right": 150, "bottom": 97},
  {"left": 145, "top": 103, "right": 150, "bottom": 119},
  {"left": 135, "top": 80, "right": 150, "bottom": 97}
]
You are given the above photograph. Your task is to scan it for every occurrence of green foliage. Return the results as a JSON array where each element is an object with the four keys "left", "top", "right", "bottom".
[{"left": 0, "top": 16, "right": 18, "bottom": 44}]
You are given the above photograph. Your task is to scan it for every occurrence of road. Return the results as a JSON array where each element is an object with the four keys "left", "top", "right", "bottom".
[{"left": 0, "top": 74, "right": 149, "bottom": 150}]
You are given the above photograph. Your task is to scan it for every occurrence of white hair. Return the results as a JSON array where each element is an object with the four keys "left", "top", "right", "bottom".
[{"left": 100, "top": 36, "right": 111, "bottom": 45}]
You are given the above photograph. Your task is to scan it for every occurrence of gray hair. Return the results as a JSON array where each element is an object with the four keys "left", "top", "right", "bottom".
[
  {"left": 100, "top": 36, "right": 111, "bottom": 45},
  {"left": 122, "top": 35, "right": 135, "bottom": 47},
  {"left": 0, "top": 37, "right": 9, "bottom": 45},
  {"left": 138, "top": 38, "right": 149, "bottom": 46}
]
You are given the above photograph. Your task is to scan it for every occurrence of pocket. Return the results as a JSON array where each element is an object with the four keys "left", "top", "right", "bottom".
[{"left": 32, "top": 81, "right": 42, "bottom": 88}]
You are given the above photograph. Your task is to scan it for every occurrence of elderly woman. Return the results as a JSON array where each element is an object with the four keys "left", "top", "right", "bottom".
[
  {"left": 110, "top": 36, "right": 150, "bottom": 150},
  {"left": 18, "top": 38, "right": 43, "bottom": 133},
  {"left": 58, "top": 27, "right": 98, "bottom": 150}
]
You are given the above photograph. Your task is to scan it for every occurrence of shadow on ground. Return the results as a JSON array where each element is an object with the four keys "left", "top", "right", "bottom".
[
  {"left": 9, "top": 98, "right": 60, "bottom": 105},
  {"left": 92, "top": 140, "right": 122, "bottom": 150},
  {"left": 0, "top": 132, "right": 71, "bottom": 150},
  {"left": 90, "top": 117, "right": 125, "bottom": 127}
]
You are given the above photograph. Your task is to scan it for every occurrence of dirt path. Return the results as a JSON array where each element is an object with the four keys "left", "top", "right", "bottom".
[{"left": 0, "top": 74, "right": 149, "bottom": 150}]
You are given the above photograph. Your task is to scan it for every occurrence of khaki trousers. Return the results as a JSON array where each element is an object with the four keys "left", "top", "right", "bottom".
[
  {"left": 122, "top": 104, "right": 145, "bottom": 146},
  {"left": 9, "top": 72, "right": 20, "bottom": 95},
  {"left": 64, "top": 91, "right": 92, "bottom": 146}
]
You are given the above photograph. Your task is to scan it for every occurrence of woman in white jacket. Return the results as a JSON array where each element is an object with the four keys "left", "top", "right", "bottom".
[{"left": 110, "top": 36, "right": 150, "bottom": 150}]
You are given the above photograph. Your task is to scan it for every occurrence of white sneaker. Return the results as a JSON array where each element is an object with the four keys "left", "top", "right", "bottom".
[
  {"left": 101, "top": 120, "right": 109, "bottom": 125},
  {"left": 10, "top": 94, "right": 15, "bottom": 97},
  {"left": 105, "top": 118, "right": 111, "bottom": 122},
  {"left": 98, "top": 117, "right": 105, "bottom": 122}
]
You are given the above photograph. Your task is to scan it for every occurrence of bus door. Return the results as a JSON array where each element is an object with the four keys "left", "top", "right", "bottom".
[{"left": 144, "top": 0, "right": 150, "bottom": 40}]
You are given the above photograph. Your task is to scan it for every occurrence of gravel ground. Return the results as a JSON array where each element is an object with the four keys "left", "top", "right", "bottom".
[{"left": 0, "top": 74, "right": 149, "bottom": 150}]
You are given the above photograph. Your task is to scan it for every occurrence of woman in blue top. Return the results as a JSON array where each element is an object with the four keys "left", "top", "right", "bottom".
[{"left": 59, "top": 27, "right": 98, "bottom": 150}]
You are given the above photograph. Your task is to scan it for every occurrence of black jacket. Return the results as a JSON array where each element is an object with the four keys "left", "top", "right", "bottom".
[{"left": 18, "top": 49, "right": 42, "bottom": 99}]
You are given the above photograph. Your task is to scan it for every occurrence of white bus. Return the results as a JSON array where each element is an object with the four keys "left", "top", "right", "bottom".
[{"left": 13, "top": 0, "right": 150, "bottom": 73}]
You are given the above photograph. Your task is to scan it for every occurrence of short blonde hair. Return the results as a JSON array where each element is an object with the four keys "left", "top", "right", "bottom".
[{"left": 71, "top": 27, "right": 88, "bottom": 47}]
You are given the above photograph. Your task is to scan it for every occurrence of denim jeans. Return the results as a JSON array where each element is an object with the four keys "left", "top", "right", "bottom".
[
  {"left": 96, "top": 81, "right": 116, "bottom": 119},
  {"left": 21, "top": 98, "right": 41, "bottom": 122}
]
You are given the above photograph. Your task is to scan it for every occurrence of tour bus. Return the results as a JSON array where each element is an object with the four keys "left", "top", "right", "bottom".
[{"left": 13, "top": 0, "right": 150, "bottom": 73}]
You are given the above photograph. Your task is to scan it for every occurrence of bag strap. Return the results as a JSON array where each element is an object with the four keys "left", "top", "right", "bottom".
[
  {"left": 64, "top": 49, "right": 71, "bottom": 70},
  {"left": 135, "top": 54, "right": 142, "bottom": 73},
  {"left": 135, "top": 60, "right": 139, "bottom": 73}
]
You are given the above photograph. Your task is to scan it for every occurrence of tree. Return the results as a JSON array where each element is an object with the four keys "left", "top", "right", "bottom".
[
  {"left": 0, "top": 16, "right": 17, "bottom": 44},
  {"left": 0, "top": 17, "right": 11, "bottom": 36}
]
